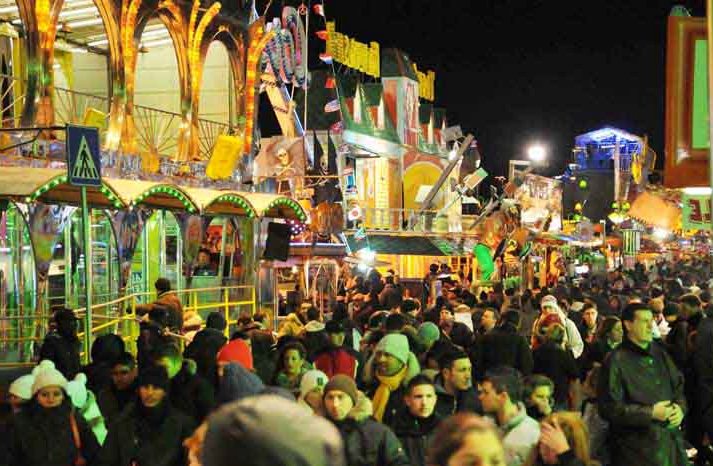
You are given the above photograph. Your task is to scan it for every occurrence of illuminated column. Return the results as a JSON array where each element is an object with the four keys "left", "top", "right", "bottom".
[
  {"left": 243, "top": 20, "right": 274, "bottom": 155},
  {"left": 15, "top": 0, "right": 63, "bottom": 127}
]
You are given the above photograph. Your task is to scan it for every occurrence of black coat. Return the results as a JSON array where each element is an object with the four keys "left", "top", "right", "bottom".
[
  {"left": 693, "top": 316, "right": 713, "bottom": 436},
  {"left": 446, "top": 321, "right": 474, "bottom": 349},
  {"left": 367, "top": 382, "right": 408, "bottom": 428},
  {"left": 597, "top": 339, "right": 688, "bottom": 466},
  {"left": 183, "top": 328, "right": 227, "bottom": 389},
  {"left": 7, "top": 401, "right": 100, "bottom": 466},
  {"left": 391, "top": 410, "right": 441, "bottom": 466},
  {"left": 169, "top": 363, "right": 216, "bottom": 424},
  {"left": 533, "top": 342, "right": 579, "bottom": 407},
  {"left": 471, "top": 324, "right": 533, "bottom": 381},
  {"left": 434, "top": 375, "right": 483, "bottom": 418},
  {"left": 333, "top": 418, "right": 410, "bottom": 466},
  {"left": 97, "top": 383, "right": 138, "bottom": 426},
  {"left": 39, "top": 332, "right": 81, "bottom": 379},
  {"left": 666, "top": 318, "right": 690, "bottom": 370},
  {"left": 98, "top": 401, "right": 196, "bottom": 466}
]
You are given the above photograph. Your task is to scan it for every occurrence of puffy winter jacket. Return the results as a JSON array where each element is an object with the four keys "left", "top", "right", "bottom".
[
  {"left": 6, "top": 400, "right": 100, "bottom": 466},
  {"left": 332, "top": 418, "right": 410, "bottom": 466}
]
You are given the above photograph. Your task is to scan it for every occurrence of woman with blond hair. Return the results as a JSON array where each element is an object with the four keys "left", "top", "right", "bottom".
[
  {"left": 532, "top": 324, "right": 579, "bottom": 410},
  {"left": 525, "top": 411, "right": 598, "bottom": 466},
  {"left": 427, "top": 412, "right": 505, "bottom": 466}
]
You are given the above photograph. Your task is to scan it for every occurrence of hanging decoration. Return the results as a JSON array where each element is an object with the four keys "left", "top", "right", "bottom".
[
  {"left": 263, "top": 6, "right": 307, "bottom": 87},
  {"left": 110, "top": 207, "right": 153, "bottom": 289}
]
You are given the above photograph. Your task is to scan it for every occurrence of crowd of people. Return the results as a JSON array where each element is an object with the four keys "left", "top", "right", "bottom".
[{"left": 1, "top": 256, "right": 712, "bottom": 466}]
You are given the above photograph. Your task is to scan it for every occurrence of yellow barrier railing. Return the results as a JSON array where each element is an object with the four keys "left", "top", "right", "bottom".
[{"left": 0, "top": 284, "right": 257, "bottom": 365}]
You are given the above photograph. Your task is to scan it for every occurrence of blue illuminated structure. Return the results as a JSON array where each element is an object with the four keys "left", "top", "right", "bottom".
[{"left": 572, "top": 127, "right": 644, "bottom": 171}]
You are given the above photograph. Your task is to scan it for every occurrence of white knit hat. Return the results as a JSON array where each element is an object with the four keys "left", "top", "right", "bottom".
[
  {"left": 66, "top": 373, "right": 89, "bottom": 408},
  {"left": 9, "top": 374, "right": 35, "bottom": 400},
  {"left": 299, "top": 369, "right": 329, "bottom": 399},
  {"left": 31, "top": 360, "right": 68, "bottom": 395}
]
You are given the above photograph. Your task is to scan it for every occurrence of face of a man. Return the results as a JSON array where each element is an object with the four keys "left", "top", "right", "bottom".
[
  {"left": 625, "top": 309, "right": 654, "bottom": 347},
  {"left": 405, "top": 384, "right": 437, "bottom": 418},
  {"left": 480, "top": 311, "right": 497, "bottom": 331},
  {"left": 478, "top": 381, "right": 503, "bottom": 414},
  {"left": 528, "top": 385, "right": 553, "bottom": 417},
  {"left": 582, "top": 309, "right": 598, "bottom": 328},
  {"left": 375, "top": 351, "right": 404, "bottom": 377},
  {"left": 324, "top": 390, "right": 354, "bottom": 421},
  {"left": 440, "top": 309, "right": 454, "bottom": 325},
  {"left": 444, "top": 358, "right": 472, "bottom": 392},
  {"left": 112, "top": 364, "right": 138, "bottom": 391},
  {"left": 138, "top": 384, "right": 166, "bottom": 408},
  {"left": 541, "top": 304, "right": 557, "bottom": 316}
]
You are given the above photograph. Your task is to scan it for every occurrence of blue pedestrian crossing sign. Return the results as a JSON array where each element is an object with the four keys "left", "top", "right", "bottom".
[{"left": 67, "top": 124, "right": 101, "bottom": 187}]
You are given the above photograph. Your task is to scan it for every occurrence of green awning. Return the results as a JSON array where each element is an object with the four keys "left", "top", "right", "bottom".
[{"left": 346, "top": 234, "right": 468, "bottom": 256}]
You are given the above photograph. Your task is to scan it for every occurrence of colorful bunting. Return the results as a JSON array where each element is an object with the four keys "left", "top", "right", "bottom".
[
  {"left": 319, "top": 53, "right": 333, "bottom": 64},
  {"left": 330, "top": 121, "right": 344, "bottom": 133},
  {"left": 325, "top": 76, "right": 336, "bottom": 89},
  {"left": 324, "top": 99, "right": 340, "bottom": 113}
]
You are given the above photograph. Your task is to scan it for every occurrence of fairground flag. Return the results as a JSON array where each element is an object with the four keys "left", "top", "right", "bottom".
[
  {"left": 313, "top": 3, "right": 325, "bottom": 16},
  {"left": 315, "top": 30, "right": 328, "bottom": 40},
  {"left": 319, "top": 53, "right": 333, "bottom": 64},
  {"left": 325, "top": 76, "right": 336, "bottom": 89},
  {"left": 324, "top": 99, "right": 340, "bottom": 113}
]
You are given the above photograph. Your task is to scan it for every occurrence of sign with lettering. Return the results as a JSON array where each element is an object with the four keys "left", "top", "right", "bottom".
[
  {"left": 682, "top": 193, "right": 711, "bottom": 230},
  {"left": 325, "top": 21, "right": 436, "bottom": 101}
]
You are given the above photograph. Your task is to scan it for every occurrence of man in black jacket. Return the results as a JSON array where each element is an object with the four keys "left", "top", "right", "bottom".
[
  {"left": 183, "top": 312, "right": 228, "bottom": 390},
  {"left": 324, "top": 375, "right": 409, "bottom": 466},
  {"left": 471, "top": 311, "right": 533, "bottom": 382},
  {"left": 39, "top": 308, "right": 82, "bottom": 379},
  {"left": 97, "top": 352, "right": 138, "bottom": 425},
  {"left": 598, "top": 303, "right": 688, "bottom": 466},
  {"left": 154, "top": 343, "right": 216, "bottom": 424},
  {"left": 392, "top": 375, "right": 442, "bottom": 466},
  {"left": 434, "top": 350, "right": 482, "bottom": 418},
  {"left": 98, "top": 364, "right": 196, "bottom": 466}
]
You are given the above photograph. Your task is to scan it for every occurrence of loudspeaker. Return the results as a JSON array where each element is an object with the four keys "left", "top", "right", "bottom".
[{"left": 263, "top": 222, "right": 291, "bottom": 261}]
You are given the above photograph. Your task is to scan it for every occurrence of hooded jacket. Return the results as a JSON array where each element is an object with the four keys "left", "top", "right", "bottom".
[
  {"left": 597, "top": 339, "right": 688, "bottom": 466},
  {"left": 391, "top": 410, "right": 441, "bottom": 466},
  {"left": 183, "top": 327, "right": 227, "bottom": 389},
  {"left": 97, "top": 400, "right": 195, "bottom": 466},
  {"left": 332, "top": 417, "right": 410, "bottom": 466},
  {"left": 39, "top": 331, "right": 81, "bottom": 380},
  {"left": 278, "top": 313, "right": 305, "bottom": 339},
  {"left": 531, "top": 307, "right": 584, "bottom": 359},
  {"left": 7, "top": 400, "right": 100, "bottom": 466}
]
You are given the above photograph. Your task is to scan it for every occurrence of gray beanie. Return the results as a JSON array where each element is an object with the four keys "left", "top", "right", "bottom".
[{"left": 202, "top": 395, "right": 345, "bottom": 466}]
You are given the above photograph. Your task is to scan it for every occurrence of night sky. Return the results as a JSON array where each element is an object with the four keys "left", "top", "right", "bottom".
[{"left": 259, "top": 0, "right": 706, "bottom": 179}]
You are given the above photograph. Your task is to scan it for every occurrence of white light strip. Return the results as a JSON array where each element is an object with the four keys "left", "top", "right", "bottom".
[
  {"left": 89, "top": 28, "right": 168, "bottom": 47},
  {"left": 0, "top": 5, "right": 17, "bottom": 14},
  {"left": 66, "top": 17, "right": 103, "bottom": 28},
  {"left": 141, "top": 38, "right": 173, "bottom": 48},
  {"left": 59, "top": 7, "right": 98, "bottom": 19}
]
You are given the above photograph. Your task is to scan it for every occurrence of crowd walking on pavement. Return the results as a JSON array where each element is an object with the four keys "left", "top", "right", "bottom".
[{"left": 2, "top": 257, "right": 713, "bottom": 466}]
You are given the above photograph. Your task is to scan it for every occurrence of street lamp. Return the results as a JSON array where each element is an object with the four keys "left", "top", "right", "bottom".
[{"left": 527, "top": 144, "right": 547, "bottom": 162}]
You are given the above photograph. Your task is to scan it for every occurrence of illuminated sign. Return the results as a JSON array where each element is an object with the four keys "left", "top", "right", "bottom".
[
  {"left": 682, "top": 192, "right": 711, "bottom": 230},
  {"left": 325, "top": 21, "right": 436, "bottom": 101}
]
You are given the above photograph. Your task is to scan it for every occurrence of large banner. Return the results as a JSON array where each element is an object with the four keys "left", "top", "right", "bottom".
[{"left": 682, "top": 192, "right": 711, "bottom": 230}]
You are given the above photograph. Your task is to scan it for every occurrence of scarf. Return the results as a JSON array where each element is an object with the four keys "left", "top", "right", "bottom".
[{"left": 372, "top": 365, "right": 408, "bottom": 422}]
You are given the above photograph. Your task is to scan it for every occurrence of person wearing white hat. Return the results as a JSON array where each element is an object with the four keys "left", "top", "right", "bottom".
[
  {"left": 7, "top": 373, "right": 34, "bottom": 413},
  {"left": 67, "top": 373, "right": 107, "bottom": 444},
  {"left": 7, "top": 360, "right": 100, "bottom": 466}
]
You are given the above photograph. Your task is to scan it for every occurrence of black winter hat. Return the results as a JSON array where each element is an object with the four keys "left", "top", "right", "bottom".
[{"left": 137, "top": 365, "right": 169, "bottom": 391}]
